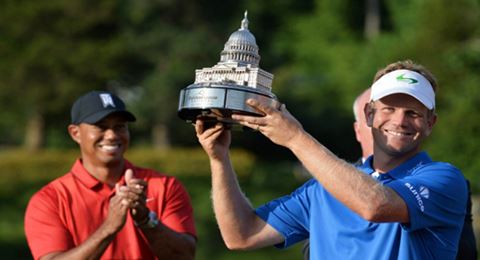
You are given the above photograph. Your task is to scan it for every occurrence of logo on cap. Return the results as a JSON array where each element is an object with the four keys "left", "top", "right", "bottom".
[
  {"left": 396, "top": 73, "right": 418, "bottom": 84},
  {"left": 100, "top": 93, "right": 116, "bottom": 108}
]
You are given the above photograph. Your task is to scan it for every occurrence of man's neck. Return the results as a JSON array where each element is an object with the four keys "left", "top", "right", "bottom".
[
  {"left": 81, "top": 159, "right": 125, "bottom": 188},
  {"left": 372, "top": 149, "right": 420, "bottom": 173}
]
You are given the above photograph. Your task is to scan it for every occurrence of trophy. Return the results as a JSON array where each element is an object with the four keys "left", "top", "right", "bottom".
[{"left": 178, "top": 11, "right": 279, "bottom": 125}]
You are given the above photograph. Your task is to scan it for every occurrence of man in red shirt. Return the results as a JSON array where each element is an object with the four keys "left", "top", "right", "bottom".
[{"left": 25, "top": 91, "right": 196, "bottom": 260}]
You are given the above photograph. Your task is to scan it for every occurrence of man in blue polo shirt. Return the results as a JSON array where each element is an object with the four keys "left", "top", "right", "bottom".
[{"left": 195, "top": 60, "right": 467, "bottom": 259}]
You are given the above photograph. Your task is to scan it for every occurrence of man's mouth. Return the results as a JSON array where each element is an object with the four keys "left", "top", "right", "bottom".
[
  {"left": 384, "top": 129, "right": 411, "bottom": 137},
  {"left": 99, "top": 143, "right": 121, "bottom": 152}
]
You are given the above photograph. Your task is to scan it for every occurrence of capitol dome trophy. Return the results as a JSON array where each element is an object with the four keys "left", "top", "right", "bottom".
[{"left": 178, "top": 11, "right": 279, "bottom": 126}]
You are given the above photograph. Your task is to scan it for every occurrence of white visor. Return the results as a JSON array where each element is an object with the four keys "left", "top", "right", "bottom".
[{"left": 370, "top": 69, "right": 435, "bottom": 110}]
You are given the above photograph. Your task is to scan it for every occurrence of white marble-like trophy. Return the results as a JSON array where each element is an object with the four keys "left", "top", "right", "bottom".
[{"left": 178, "top": 11, "right": 279, "bottom": 125}]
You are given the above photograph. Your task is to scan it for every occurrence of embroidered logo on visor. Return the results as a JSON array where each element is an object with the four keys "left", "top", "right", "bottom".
[{"left": 396, "top": 73, "right": 419, "bottom": 84}]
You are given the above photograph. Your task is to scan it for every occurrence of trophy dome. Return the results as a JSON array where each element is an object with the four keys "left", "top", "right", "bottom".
[
  {"left": 227, "top": 29, "right": 257, "bottom": 44},
  {"left": 220, "top": 11, "right": 260, "bottom": 67}
]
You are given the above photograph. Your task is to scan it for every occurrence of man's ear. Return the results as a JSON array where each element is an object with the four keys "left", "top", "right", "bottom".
[
  {"left": 353, "top": 122, "right": 361, "bottom": 142},
  {"left": 425, "top": 112, "right": 437, "bottom": 137},
  {"left": 364, "top": 103, "right": 374, "bottom": 127},
  {"left": 68, "top": 124, "right": 81, "bottom": 144}
]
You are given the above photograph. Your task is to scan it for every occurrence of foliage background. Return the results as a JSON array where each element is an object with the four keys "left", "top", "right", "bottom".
[
  {"left": 0, "top": 148, "right": 307, "bottom": 259},
  {"left": 0, "top": 0, "right": 479, "bottom": 258}
]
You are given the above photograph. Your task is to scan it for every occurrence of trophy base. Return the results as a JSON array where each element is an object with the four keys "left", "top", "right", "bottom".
[{"left": 178, "top": 83, "right": 279, "bottom": 125}]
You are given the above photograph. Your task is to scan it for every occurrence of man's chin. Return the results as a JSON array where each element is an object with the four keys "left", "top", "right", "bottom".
[
  {"left": 384, "top": 145, "right": 418, "bottom": 157},
  {"left": 99, "top": 155, "right": 124, "bottom": 166}
]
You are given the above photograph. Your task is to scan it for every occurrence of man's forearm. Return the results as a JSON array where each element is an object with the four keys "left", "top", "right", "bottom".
[
  {"left": 209, "top": 156, "right": 270, "bottom": 250},
  {"left": 140, "top": 223, "right": 196, "bottom": 260},
  {"left": 287, "top": 130, "right": 408, "bottom": 223},
  {"left": 39, "top": 221, "right": 117, "bottom": 260}
]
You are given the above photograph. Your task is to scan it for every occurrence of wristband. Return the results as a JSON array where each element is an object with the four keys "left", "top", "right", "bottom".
[{"left": 135, "top": 211, "right": 159, "bottom": 229}]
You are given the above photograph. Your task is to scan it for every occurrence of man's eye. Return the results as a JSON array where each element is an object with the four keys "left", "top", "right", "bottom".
[
  {"left": 408, "top": 111, "right": 421, "bottom": 118},
  {"left": 94, "top": 125, "right": 108, "bottom": 131},
  {"left": 115, "top": 125, "right": 127, "bottom": 131}
]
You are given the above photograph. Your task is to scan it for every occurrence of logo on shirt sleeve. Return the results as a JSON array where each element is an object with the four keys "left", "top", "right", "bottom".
[
  {"left": 419, "top": 186, "right": 429, "bottom": 199},
  {"left": 405, "top": 182, "right": 428, "bottom": 212}
]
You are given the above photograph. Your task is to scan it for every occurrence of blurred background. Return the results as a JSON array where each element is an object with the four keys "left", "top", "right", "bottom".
[{"left": 1, "top": 0, "right": 479, "bottom": 259}]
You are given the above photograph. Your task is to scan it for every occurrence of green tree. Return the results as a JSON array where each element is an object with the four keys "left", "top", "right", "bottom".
[
  {"left": 269, "top": 0, "right": 480, "bottom": 184},
  {"left": 0, "top": 0, "right": 147, "bottom": 149}
]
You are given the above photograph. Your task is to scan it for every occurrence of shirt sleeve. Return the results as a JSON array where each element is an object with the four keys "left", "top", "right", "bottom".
[
  {"left": 24, "top": 185, "right": 74, "bottom": 260},
  {"left": 255, "top": 179, "right": 315, "bottom": 248},
  {"left": 160, "top": 177, "right": 197, "bottom": 238},
  {"left": 387, "top": 162, "right": 467, "bottom": 232}
]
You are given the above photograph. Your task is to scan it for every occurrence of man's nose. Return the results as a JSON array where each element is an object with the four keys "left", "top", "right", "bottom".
[
  {"left": 391, "top": 111, "right": 408, "bottom": 126},
  {"left": 103, "top": 128, "right": 118, "bottom": 139}
]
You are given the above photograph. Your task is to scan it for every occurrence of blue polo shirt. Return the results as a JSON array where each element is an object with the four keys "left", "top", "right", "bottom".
[{"left": 255, "top": 152, "right": 467, "bottom": 260}]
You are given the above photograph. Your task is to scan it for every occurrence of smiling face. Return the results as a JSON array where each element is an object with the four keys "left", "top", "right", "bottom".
[
  {"left": 366, "top": 93, "right": 436, "bottom": 159},
  {"left": 68, "top": 113, "right": 130, "bottom": 168}
]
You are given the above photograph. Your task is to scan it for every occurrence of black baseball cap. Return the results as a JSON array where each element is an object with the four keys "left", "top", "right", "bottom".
[{"left": 71, "top": 90, "right": 136, "bottom": 124}]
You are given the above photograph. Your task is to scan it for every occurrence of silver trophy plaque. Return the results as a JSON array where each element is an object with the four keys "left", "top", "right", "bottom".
[{"left": 178, "top": 11, "right": 279, "bottom": 125}]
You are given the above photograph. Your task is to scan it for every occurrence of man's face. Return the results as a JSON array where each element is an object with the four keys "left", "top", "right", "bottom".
[
  {"left": 69, "top": 113, "right": 130, "bottom": 167},
  {"left": 354, "top": 89, "right": 374, "bottom": 158},
  {"left": 367, "top": 93, "right": 436, "bottom": 158}
]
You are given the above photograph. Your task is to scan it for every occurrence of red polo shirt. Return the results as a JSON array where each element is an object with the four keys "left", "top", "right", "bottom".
[{"left": 25, "top": 159, "right": 196, "bottom": 260}]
